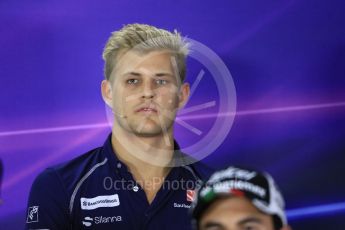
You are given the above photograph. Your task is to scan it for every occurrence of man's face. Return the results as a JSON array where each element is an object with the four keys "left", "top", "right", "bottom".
[
  {"left": 199, "top": 196, "right": 275, "bottom": 230},
  {"left": 102, "top": 50, "right": 189, "bottom": 138}
]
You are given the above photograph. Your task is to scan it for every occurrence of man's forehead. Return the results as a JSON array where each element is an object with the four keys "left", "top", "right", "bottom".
[
  {"left": 114, "top": 50, "right": 176, "bottom": 76},
  {"left": 203, "top": 196, "right": 266, "bottom": 219},
  {"left": 115, "top": 50, "right": 175, "bottom": 65},
  {"left": 116, "top": 49, "right": 176, "bottom": 64}
]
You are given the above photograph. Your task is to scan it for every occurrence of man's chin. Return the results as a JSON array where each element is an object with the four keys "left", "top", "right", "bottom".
[
  {"left": 132, "top": 129, "right": 166, "bottom": 138},
  {"left": 129, "top": 124, "right": 172, "bottom": 137},
  {"left": 119, "top": 118, "right": 174, "bottom": 137}
]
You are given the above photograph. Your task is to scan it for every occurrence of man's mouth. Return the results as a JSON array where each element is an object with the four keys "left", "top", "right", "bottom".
[{"left": 136, "top": 106, "right": 158, "bottom": 114}]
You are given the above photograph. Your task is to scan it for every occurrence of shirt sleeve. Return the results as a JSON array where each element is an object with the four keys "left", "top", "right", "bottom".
[{"left": 25, "top": 168, "right": 70, "bottom": 230}]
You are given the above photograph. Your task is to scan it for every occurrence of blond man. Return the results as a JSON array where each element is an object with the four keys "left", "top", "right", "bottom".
[{"left": 25, "top": 24, "right": 212, "bottom": 230}]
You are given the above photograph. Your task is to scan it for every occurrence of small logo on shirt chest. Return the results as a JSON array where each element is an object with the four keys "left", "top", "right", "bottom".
[{"left": 186, "top": 189, "right": 196, "bottom": 202}]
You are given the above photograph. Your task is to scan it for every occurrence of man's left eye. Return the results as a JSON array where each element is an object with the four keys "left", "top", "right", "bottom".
[
  {"left": 156, "top": 79, "right": 168, "bottom": 85},
  {"left": 127, "top": 79, "right": 139, "bottom": 84}
]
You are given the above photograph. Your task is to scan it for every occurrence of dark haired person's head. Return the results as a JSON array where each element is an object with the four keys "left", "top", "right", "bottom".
[{"left": 191, "top": 166, "right": 292, "bottom": 230}]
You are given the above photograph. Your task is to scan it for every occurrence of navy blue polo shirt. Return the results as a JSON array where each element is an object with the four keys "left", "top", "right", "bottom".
[{"left": 25, "top": 134, "right": 213, "bottom": 230}]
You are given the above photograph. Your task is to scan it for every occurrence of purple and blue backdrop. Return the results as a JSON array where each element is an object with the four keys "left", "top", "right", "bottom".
[{"left": 1, "top": 0, "right": 345, "bottom": 229}]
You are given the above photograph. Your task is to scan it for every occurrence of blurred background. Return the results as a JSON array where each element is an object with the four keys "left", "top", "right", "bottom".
[{"left": 1, "top": 0, "right": 345, "bottom": 229}]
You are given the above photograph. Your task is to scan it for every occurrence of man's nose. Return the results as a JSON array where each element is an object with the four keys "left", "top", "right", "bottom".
[{"left": 142, "top": 79, "right": 156, "bottom": 99}]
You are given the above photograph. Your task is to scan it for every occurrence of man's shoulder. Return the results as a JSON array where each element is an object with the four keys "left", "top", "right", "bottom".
[
  {"left": 34, "top": 146, "right": 107, "bottom": 193},
  {"left": 53, "top": 146, "right": 105, "bottom": 174}
]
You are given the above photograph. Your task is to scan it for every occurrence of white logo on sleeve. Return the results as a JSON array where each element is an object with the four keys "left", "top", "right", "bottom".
[
  {"left": 80, "top": 194, "right": 120, "bottom": 210},
  {"left": 26, "top": 206, "right": 39, "bottom": 223}
]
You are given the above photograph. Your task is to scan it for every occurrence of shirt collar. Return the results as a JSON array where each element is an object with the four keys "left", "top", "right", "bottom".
[{"left": 102, "top": 133, "right": 193, "bottom": 169}]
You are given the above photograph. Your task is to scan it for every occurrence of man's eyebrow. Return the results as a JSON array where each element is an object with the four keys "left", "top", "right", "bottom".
[
  {"left": 123, "top": 71, "right": 141, "bottom": 76},
  {"left": 238, "top": 216, "right": 263, "bottom": 225},
  {"left": 155, "top": 72, "right": 173, "bottom": 77},
  {"left": 122, "top": 72, "right": 173, "bottom": 77},
  {"left": 201, "top": 221, "right": 224, "bottom": 230}
]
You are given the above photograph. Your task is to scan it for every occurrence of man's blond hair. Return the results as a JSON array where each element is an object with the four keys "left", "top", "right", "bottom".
[{"left": 102, "top": 23, "right": 189, "bottom": 82}]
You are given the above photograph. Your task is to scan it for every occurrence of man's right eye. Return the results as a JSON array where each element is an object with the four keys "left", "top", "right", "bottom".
[{"left": 127, "top": 79, "right": 139, "bottom": 84}]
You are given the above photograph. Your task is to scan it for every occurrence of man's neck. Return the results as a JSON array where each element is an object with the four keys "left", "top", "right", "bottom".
[
  {"left": 111, "top": 126, "right": 175, "bottom": 175},
  {"left": 111, "top": 128, "right": 175, "bottom": 203}
]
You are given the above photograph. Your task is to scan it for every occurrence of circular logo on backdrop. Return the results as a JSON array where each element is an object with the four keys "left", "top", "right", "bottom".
[{"left": 104, "top": 37, "right": 236, "bottom": 167}]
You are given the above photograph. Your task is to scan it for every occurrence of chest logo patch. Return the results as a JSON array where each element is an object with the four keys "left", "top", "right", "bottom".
[{"left": 81, "top": 194, "right": 120, "bottom": 210}]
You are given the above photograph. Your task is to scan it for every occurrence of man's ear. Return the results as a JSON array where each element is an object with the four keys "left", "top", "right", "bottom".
[
  {"left": 178, "top": 83, "right": 190, "bottom": 109},
  {"left": 101, "top": 80, "right": 113, "bottom": 108}
]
